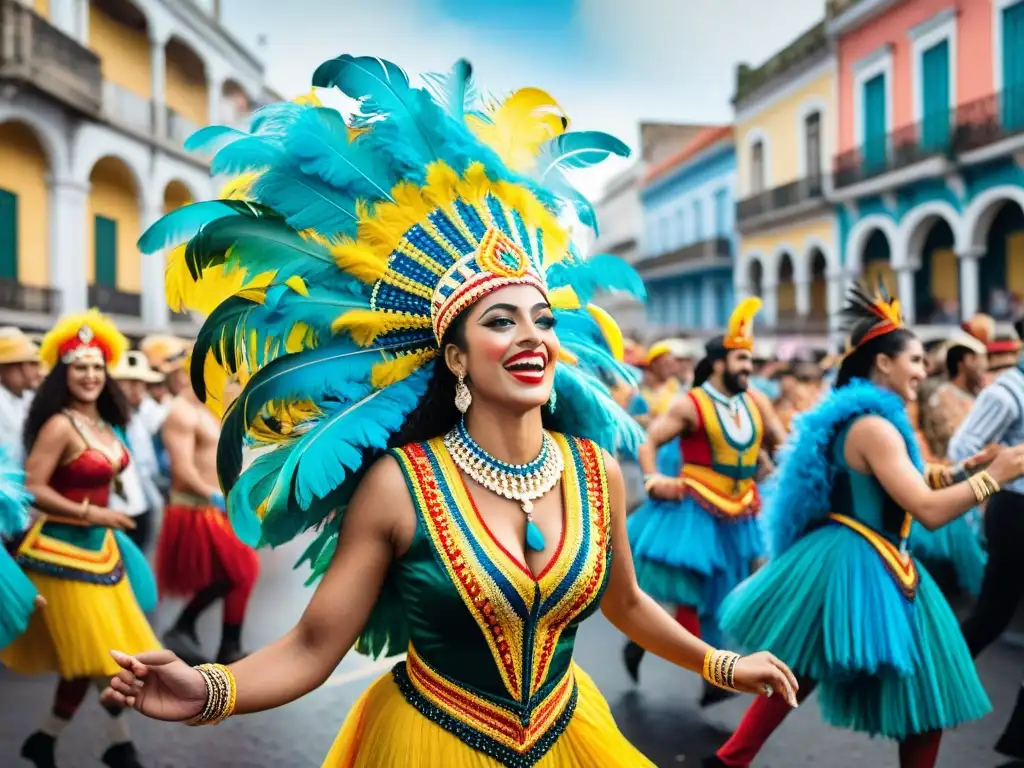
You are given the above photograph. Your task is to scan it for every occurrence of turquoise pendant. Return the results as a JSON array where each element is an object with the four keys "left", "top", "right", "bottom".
[{"left": 525, "top": 520, "right": 547, "bottom": 552}]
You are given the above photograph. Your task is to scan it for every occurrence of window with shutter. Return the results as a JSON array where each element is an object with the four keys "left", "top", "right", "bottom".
[
  {"left": 921, "top": 40, "right": 950, "bottom": 151},
  {"left": 863, "top": 74, "right": 887, "bottom": 172},
  {"left": 94, "top": 216, "right": 118, "bottom": 288},
  {"left": 0, "top": 189, "right": 17, "bottom": 281}
]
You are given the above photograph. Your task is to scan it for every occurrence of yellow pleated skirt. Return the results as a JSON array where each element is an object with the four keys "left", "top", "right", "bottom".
[
  {"left": 0, "top": 571, "right": 160, "bottom": 679},
  {"left": 323, "top": 664, "right": 655, "bottom": 768}
]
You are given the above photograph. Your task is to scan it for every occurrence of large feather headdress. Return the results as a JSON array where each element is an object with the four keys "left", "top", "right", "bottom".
[
  {"left": 40, "top": 309, "right": 128, "bottom": 368},
  {"left": 138, "top": 55, "right": 644, "bottom": 653},
  {"left": 841, "top": 277, "right": 905, "bottom": 351}
]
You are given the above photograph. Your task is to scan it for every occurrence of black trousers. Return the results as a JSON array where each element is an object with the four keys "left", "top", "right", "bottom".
[
  {"left": 123, "top": 509, "right": 154, "bottom": 554},
  {"left": 961, "top": 489, "right": 1024, "bottom": 658}
]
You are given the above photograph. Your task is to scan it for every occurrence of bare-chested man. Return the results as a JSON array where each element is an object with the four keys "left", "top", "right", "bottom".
[{"left": 155, "top": 344, "right": 258, "bottom": 665}]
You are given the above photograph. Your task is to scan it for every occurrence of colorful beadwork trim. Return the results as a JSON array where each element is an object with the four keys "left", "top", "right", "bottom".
[
  {"left": 828, "top": 513, "right": 918, "bottom": 600},
  {"left": 16, "top": 520, "right": 124, "bottom": 585},
  {"left": 394, "top": 646, "right": 578, "bottom": 768},
  {"left": 690, "top": 388, "right": 763, "bottom": 481},
  {"left": 680, "top": 465, "right": 760, "bottom": 520}
]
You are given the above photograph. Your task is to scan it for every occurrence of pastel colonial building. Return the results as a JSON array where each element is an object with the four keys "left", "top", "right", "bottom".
[
  {"left": 636, "top": 126, "right": 737, "bottom": 336},
  {"left": 734, "top": 21, "right": 838, "bottom": 345},
  {"left": 829, "top": 0, "right": 1024, "bottom": 327},
  {"left": 0, "top": 0, "right": 275, "bottom": 336},
  {"left": 593, "top": 163, "right": 645, "bottom": 335}
]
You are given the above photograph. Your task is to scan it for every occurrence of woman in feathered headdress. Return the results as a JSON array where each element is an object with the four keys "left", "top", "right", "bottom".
[
  {"left": 707, "top": 281, "right": 1024, "bottom": 768},
  {"left": 2, "top": 310, "right": 160, "bottom": 768},
  {"left": 100, "top": 55, "right": 797, "bottom": 766}
]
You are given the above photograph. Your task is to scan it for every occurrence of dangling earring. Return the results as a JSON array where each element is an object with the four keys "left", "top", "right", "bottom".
[
  {"left": 547, "top": 386, "right": 557, "bottom": 413},
  {"left": 455, "top": 372, "right": 472, "bottom": 414}
]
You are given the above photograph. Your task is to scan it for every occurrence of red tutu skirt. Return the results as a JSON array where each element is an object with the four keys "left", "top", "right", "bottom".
[{"left": 156, "top": 503, "right": 260, "bottom": 596}]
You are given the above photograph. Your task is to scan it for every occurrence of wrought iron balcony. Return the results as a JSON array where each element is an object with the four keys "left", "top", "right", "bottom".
[
  {"left": 636, "top": 237, "right": 731, "bottom": 273},
  {"left": 0, "top": 0, "right": 102, "bottom": 116},
  {"left": 952, "top": 85, "right": 1024, "bottom": 155},
  {"left": 88, "top": 285, "right": 141, "bottom": 317},
  {"left": 102, "top": 81, "right": 153, "bottom": 134},
  {"left": 737, "top": 176, "right": 826, "bottom": 227},
  {"left": 0, "top": 279, "right": 60, "bottom": 314},
  {"left": 832, "top": 115, "right": 951, "bottom": 190}
]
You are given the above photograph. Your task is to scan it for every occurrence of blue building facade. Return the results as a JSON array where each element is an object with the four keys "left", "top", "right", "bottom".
[{"left": 636, "top": 127, "right": 737, "bottom": 335}]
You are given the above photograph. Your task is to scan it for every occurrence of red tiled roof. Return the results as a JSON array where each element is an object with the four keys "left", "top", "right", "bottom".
[{"left": 644, "top": 125, "right": 734, "bottom": 184}]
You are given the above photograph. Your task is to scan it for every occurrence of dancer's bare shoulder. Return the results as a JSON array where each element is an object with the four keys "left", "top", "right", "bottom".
[{"left": 344, "top": 453, "right": 417, "bottom": 557}]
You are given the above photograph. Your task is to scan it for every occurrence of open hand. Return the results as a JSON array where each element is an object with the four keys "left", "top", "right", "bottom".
[
  {"left": 100, "top": 650, "right": 207, "bottom": 722},
  {"left": 732, "top": 651, "right": 799, "bottom": 708},
  {"left": 88, "top": 507, "right": 137, "bottom": 531},
  {"left": 963, "top": 444, "right": 1005, "bottom": 472},
  {"left": 986, "top": 444, "right": 1024, "bottom": 486}
]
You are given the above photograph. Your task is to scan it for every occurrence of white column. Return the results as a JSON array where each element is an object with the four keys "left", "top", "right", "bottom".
[
  {"left": 141, "top": 204, "right": 170, "bottom": 330},
  {"left": 76, "top": 0, "right": 89, "bottom": 44},
  {"left": 826, "top": 270, "right": 846, "bottom": 345},
  {"left": 49, "top": 178, "right": 90, "bottom": 314},
  {"left": 761, "top": 279, "right": 779, "bottom": 328},
  {"left": 957, "top": 246, "right": 983, "bottom": 321},
  {"left": 207, "top": 74, "right": 224, "bottom": 127},
  {"left": 896, "top": 266, "right": 916, "bottom": 326},
  {"left": 794, "top": 279, "right": 812, "bottom": 317},
  {"left": 150, "top": 37, "right": 167, "bottom": 139}
]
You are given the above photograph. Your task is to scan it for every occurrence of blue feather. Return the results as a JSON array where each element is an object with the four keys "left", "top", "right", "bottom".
[
  {"left": 184, "top": 125, "right": 250, "bottom": 154},
  {"left": 210, "top": 136, "right": 285, "bottom": 177},
  {"left": 552, "top": 365, "right": 644, "bottom": 457},
  {"left": 0, "top": 447, "right": 30, "bottom": 538},
  {"left": 250, "top": 169, "right": 361, "bottom": 237},
  {"left": 226, "top": 449, "right": 289, "bottom": 546},
  {"left": 535, "top": 131, "right": 630, "bottom": 178},
  {"left": 547, "top": 254, "right": 646, "bottom": 304},
  {"left": 113, "top": 531, "right": 158, "bottom": 612},
  {"left": 421, "top": 59, "right": 476, "bottom": 120},
  {"left": 542, "top": 167, "right": 599, "bottom": 234},
  {"left": 313, "top": 55, "right": 440, "bottom": 161},
  {"left": 138, "top": 200, "right": 266, "bottom": 254}
]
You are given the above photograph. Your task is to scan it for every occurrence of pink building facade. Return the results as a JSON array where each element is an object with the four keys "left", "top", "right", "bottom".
[{"left": 829, "top": 0, "right": 1024, "bottom": 326}]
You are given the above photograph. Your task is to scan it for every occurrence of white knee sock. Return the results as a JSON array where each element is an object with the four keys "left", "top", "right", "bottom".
[
  {"left": 93, "top": 678, "right": 132, "bottom": 745},
  {"left": 40, "top": 714, "right": 70, "bottom": 738}
]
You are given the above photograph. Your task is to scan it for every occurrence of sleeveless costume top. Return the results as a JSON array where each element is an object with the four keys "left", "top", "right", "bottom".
[
  {"left": 678, "top": 383, "right": 763, "bottom": 518},
  {"left": 15, "top": 417, "right": 130, "bottom": 586},
  {"left": 386, "top": 433, "right": 611, "bottom": 767}
]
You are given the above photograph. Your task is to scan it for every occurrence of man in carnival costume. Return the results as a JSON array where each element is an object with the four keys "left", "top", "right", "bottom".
[
  {"left": 947, "top": 318, "right": 1024, "bottom": 762},
  {"left": 97, "top": 54, "right": 800, "bottom": 768},
  {"left": 156, "top": 343, "right": 259, "bottom": 666},
  {"left": 623, "top": 299, "right": 786, "bottom": 699}
]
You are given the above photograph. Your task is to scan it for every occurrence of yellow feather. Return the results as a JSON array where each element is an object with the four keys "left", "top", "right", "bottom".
[
  {"left": 548, "top": 286, "right": 580, "bottom": 310},
  {"left": 586, "top": 303, "right": 625, "bottom": 362},
  {"left": 557, "top": 348, "right": 578, "bottom": 365},
  {"left": 164, "top": 243, "right": 275, "bottom": 316},
  {"left": 40, "top": 309, "right": 129, "bottom": 369},
  {"left": 724, "top": 297, "right": 763, "bottom": 351},
  {"left": 332, "top": 309, "right": 431, "bottom": 346},
  {"left": 371, "top": 348, "right": 436, "bottom": 388},
  {"left": 250, "top": 399, "right": 321, "bottom": 443},
  {"left": 467, "top": 88, "right": 569, "bottom": 173},
  {"left": 330, "top": 240, "right": 388, "bottom": 284},
  {"left": 219, "top": 173, "right": 259, "bottom": 200},
  {"left": 292, "top": 88, "right": 322, "bottom": 107}
]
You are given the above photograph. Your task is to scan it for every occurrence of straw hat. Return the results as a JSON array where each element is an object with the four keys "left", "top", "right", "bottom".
[
  {"left": 0, "top": 327, "right": 40, "bottom": 365},
  {"left": 109, "top": 350, "right": 165, "bottom": 384},
  {"left": 140, "top": 334, "right": 191, "bottom": 374}
]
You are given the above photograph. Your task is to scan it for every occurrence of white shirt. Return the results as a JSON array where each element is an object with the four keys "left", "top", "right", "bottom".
[
  {"left": 109, "top": 414, "right": 165, "bottom": 516},
  {"left": 137, "top": 396, "right": 170, "bottom": 436},
  {"left": 0, "top": 386, "right": 29, "bottom": 466}
]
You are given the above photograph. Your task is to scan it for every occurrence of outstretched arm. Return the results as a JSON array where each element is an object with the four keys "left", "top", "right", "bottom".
[
  {"left": 599, "top": 451, "right": 799, "bottom": 706},
  {"left": 102, "top": 455, "right": 415, "bottom": 720}
]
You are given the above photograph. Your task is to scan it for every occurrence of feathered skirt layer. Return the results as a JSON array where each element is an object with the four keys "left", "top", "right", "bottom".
[
  {"left": 322, "top": 664, "right": 654, "bottom": 768},
  {"left": 718, "top": 524, "right": 990, "bottom": 739},
  {"left": 628, "top": 495, "right": 763, "bottom": 618},
  {"left": 156, "top": 503, "right": 259, "bottom": 597},
  {"left": 0, "top": 544, "right": 38, "bottom": 650}
]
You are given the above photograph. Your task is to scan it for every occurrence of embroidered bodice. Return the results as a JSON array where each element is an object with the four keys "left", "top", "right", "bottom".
[
  {"left": 678, "top": 383, "right": 763, "bottom": 518},
  {"left": 387, "top": 433, "right": 611, "bottom": 767}
]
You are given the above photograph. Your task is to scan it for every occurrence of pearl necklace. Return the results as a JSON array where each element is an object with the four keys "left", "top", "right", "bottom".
[{"left": 443, "top": 419, "right": 563, "bottom": 552}]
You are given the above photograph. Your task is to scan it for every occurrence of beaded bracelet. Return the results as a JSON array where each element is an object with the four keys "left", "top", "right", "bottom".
[
  {"left": 702, "top": 649, "right": 741, "bottom": 692},
  {"left": 966, "top": 471, "right": 1000, "bottom": 504},
  {"left": 186, "top": 664, "right": 237, "bottom": 726}
]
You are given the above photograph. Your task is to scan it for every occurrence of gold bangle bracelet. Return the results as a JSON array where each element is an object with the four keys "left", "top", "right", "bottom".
[
  {"left": 701, "top": 649, "right": 741, "bottom": 691},
  {"left": 187, "top": 664, "right": 237, "bottom": 726}
]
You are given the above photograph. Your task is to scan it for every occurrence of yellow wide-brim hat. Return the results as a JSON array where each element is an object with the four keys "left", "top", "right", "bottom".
[
  {"left": 110, "top": 350, "right": 165, "bottom": 384},
  {"left": 0, "top": 327, "right": 40, "bottom": 365}
]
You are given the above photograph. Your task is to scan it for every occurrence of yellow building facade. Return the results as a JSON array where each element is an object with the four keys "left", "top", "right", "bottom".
[
  {"left": 733, "top": 21, "right": 839, "bottom": 343},
  {"left": 0, "top": 0, "right": 268, "bottom": 333}
]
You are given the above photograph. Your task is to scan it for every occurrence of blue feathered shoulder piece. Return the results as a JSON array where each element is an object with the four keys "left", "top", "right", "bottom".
[
  {"left": 0, "top": 446, "right": 31, "bottom": 538},
  {"left": 137, "top": 55, "right": 644, "bottom": 658},
  {"left": 769, "top": 378, "right": 923, "bottom": 557}
]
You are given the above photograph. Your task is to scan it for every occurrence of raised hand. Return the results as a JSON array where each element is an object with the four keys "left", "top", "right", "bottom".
[
  {"left": 100, "top": 650, "right": 207, "bottom": 722},
  {"left": 731, "top": 651, "right": 800, "bottom": 708}
]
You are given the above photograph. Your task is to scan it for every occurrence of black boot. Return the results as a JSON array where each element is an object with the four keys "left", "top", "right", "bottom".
[
  {"left": 622, "top": 641, "right": 645, "bottom": 684},
  {"left": 699, "top": 679, "right": 739, "bottom": 708},
  {"left": 995, "top": 687, "right": 1024, "bottom": 760},
  {"left": 162, "top": 627, "right": 209, "bottom": 666},
  {"left": 101, "top": 742, "right": 144, "bottom": 768},
  {"left": 21, "top": 731, "right": 57, "bottom": 768},
  {"left": 216, "top": 623, "right": 248, "bottom": 665}
]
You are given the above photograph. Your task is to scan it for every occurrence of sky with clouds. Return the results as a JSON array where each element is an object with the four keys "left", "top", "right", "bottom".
[{"left": 220, "top": 0, "right": 824, "bottom": 197}]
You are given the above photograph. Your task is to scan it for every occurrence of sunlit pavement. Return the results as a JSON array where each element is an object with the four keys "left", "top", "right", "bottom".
[{"left": 1, "top": 537, "right": 1021, "bottom": 768}]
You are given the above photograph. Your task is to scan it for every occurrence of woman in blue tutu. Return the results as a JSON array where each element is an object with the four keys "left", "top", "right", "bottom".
[{"left": 709, "top": 281, "right": 1024, "bottom": 768}]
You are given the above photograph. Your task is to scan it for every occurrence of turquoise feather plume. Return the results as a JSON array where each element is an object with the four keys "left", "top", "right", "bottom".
[
  {"left": 0, "top": 446, "right": 30, "bottom": 537},
  {"left": 552, "top": 365, "right": 645, "bottom": 457},
  {"left": 421, "top": 59, "right": 477, "bottom": 120},
  {"left": 138, "top": 200, "right": 268, "bottom": 254},
  {"left": 535, "top": 131, "right": 630, "bottom": 178},
  {"left": 548, "top": 253, "right": 646, "bottom": 305}
]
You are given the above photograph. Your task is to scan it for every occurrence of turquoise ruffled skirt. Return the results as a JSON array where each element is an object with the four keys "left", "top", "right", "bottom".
[
  {"left": 719, "top": 524, "right": 991, "bottom": 739},
  {"left": 629, "top": 495, "right": 763, "bottom": 645},
  {"left": 910, "top": 516, "right": 986, "bottom": 596},
  {"left": 0, "top": 545, "right": 38, "bottom": 650}
]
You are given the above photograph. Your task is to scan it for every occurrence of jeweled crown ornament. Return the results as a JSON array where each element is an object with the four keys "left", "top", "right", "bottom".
[{"left": 444, "top": 419, "right": 562, "bottom": 551}]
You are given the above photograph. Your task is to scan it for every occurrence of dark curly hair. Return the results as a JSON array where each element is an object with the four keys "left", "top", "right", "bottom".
[{"left": 23, "top": 362, "right": 130, "bottom": 453}]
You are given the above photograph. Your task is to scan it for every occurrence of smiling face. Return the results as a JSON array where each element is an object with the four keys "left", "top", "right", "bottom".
[
  {"left": 444, "top": 284, "right": 559, "bottom": 415},
  {"left": 876, "top": 337, "right": 926, "bottom": 402},
  {"left": 66, "top": 350, "right": 107, "bottom": 405}
]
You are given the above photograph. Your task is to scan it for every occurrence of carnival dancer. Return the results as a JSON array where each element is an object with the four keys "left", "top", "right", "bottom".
[
  {"left": 156, "top": 345, "right": 259, "bottom": 666},
  {"left": 2, "top": 310, "right": 160, "bottom": 768},
  {"left": 0, "top": 443, "right": 44, "bottom": 650},
  {"left": 707, "top": 282, "right": 1019, "bottom": 768},
  {"left": 623, "top": 299, "right": 786, "bottom": 698},
  {"left": 100, "top": 55, "right": 799, "bottom": 768},
  {"left": 947, "top": 317, "right": 1024, "bottom": 762}
]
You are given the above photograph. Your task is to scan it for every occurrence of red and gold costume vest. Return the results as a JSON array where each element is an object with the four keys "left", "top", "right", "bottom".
[{"left": 678, "top": 383, "right": 763, "bottom": 519}]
